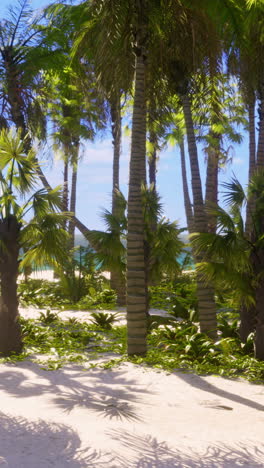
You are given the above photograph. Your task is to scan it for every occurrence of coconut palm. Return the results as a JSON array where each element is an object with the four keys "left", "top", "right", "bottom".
[
  {"left": 192, "top": 172, "right": 264, "bottom": 360},
  {"left": 0, "top": 128, "right": 68, "bottom": 356}
]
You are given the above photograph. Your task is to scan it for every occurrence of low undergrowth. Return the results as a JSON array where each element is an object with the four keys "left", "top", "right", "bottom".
[
  {"left": 1, "top": 311, "right": 264, "bottom": 382},
  {"left": 18, "top": 279, "right": 117, "bottom": 310}
]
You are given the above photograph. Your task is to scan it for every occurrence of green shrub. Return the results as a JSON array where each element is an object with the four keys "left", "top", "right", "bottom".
[{"left": 90, "top": 312, "right": 119, "bottom": 329}]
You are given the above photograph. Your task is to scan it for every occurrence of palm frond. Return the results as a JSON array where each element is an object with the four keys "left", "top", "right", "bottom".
[{"left": 222, "top": 175, "right": 246, "bottom": 208}]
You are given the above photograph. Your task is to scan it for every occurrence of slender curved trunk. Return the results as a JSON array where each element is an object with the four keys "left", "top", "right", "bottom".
[
  {"left": 126, "top": 54, "right": 147, "bottom": 355},
  {"left": 245, "top": 94, "right": 256, "bottom": 237},
  {"left": 256, "top": 92, "right": 264, "bottom": 169},
  {"left": 148, "top": 130, "right": 157, "bottom": 189},
  {"left": 109, "top": 97, "right": 126, "bottom": 305},
  {"left": 182, "top": 94, "right": 217, "bottom": 338},
  {"left": 180, "top": 140, "right": 194, "bottom": 233},
  {"left": 7, "top": 79, "right": 93, "bottom": 243},
  {"left": 111, "top": 98, "right": 121, "bottom": 216},
  {"left": 68, "top": 158, "right": 78, "bottom": 250},
  {"left": 0, "top": 216, "right": 22, "bottom": 356},
  {"left": 205, "top": 136, "right": 220, "bottom": 234},
  {"left": 62, "top": 159, "right": 69, "bottom": 231}
]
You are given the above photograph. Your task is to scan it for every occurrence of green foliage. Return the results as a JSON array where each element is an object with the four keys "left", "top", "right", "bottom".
[
  {"left": 149, "top": 274, "right": 198, "bottom": 319},
  {"left": 90, "top": 312, "right": 119, "bottom": 329},
  {"left": 18, "top": 277, "right": 117, "bottom": 310},
  {"left": 0, "top": 312, "right": 263, "bottom": 382},
  {"left": 39, "top": 309, "right": 60, "bottom": 325},
  {"left": 217, "top": 311, "right": 240, "bottom": 339},
  {"left": 88, "top": 187, "right": 184, "bottom": 284}
]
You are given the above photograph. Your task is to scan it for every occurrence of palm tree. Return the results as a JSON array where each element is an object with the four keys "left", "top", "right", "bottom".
[
  {"left": 0, "top": 128, "right": 69, "bottom": 356},
  {"left": 87, "top": 188, "right": 183, "bottom": 294},
  {"left": 192, "top": 172, "right": 264, "bottom": 360}
]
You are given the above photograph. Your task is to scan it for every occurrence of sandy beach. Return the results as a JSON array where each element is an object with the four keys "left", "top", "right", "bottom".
[
  {"left": 0, "top": 271, "right": 262, "bottom": 466},
  {"left": 0, "top": 351, "right": 264, "bottom": 467},
  {"left": 0, "top": 305, "right": 263, "bottom": 466}
]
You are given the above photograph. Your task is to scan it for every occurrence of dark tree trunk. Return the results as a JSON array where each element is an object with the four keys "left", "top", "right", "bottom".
[
  {"left": 111, "top": 98, "right": 121, "bottom": 216},
  {"left": 0, "top": 216, "right": 22, "bottom": 356},
  {"left": 245, "top": 93, "right": 256, "bottom": 237},
  {"left": 256, "top": 92, "right": 264, "bottom": 169},
  {"left": 148, "top": 130, "right": 157, "bottom": 189},
  {"left": 251, "top": 245, "right": 264, "bottom": 360},
  {"left": 182, "top": 94, "right": 217, "bottom": 339},
  {"left": 179, "top": 140, "right": 194, "bottom": 233},
  {"left": 205, "top": 136, "right": 220, "bottom": 234},
  {"left": 239, "top": 303, "right": 255, "bottom": 343},
  {"left": 62, "top": 159, "right": 69, "bottom": 231}
]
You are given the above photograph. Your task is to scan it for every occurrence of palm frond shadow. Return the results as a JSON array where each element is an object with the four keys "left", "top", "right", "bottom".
[
  {"left": 108, "top": 429, "right": 264, "bottom": 467},
  {"left": 54, "top": 392, "right": 141, "bottom": 421},
  {"left": 0, "top": 411, "right": 113, "bottom": 467},
  {"left": 0, "top": 363, "right": 151, "bottom": 422}
]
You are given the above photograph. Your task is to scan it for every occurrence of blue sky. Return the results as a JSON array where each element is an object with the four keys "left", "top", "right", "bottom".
[{"left": 0, "top": 0, "right": 250, "bottom": 231}]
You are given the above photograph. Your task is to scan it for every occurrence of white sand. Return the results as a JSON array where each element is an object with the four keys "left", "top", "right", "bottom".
[
  {"left": 0, "top": 306, "right": 263, "bottom": 467},
  {"left": 4, "top": 271, "right": 263, "bottom": 466}
]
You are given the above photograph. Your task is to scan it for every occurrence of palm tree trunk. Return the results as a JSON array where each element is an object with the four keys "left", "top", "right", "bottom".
[
  {"left": 111, "top": 98, "right": 121, "bottom": 215},
  {"left": 205, "top": 140, "right": 220, "bottom": 234},
  {"left": 68, "top": 159, "right": 78, "bottom": 250},
  {"left": 182, "top": 94, "right": 217, "bottom": 338},
  {"left": 148, "top": 130, "right": 157, "bottom": 189},
  {"left": 256, "top": 92, "right": 264, "bottom": 169},
  {"left": 179, "top": 140, "right": 194, "bottom": 233},
  {"left": 109, "top": 97, "right": 126, "bottom": 305},
  {"left": 0, "top": 216, "right": 22, "bottom": 356},
  {"left": 62, "top": 159, "right": 69, "bottom": 230},
  {"left": 245, "top": 93, "right": 256, "bottom": 237},
  {"left": 126, "top": 54, "right": 147, "bottom": 356}
]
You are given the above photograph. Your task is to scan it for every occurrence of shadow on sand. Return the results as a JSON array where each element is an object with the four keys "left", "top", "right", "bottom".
[
  {"left": 0, "top": 362, "right": 149, "bottom": 422},
  {"left": 0, "top": 411, "right": 113, "bottom": 467},
  {"left": 108, "top": 428, "right": 264, "bottom": 467}
]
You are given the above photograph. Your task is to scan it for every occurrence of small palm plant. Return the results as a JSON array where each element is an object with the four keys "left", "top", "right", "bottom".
[
  {"left": 191, "top": 172, "right": 264, "bottom": 360},
  {"left": 85, "top": 187, "right": 184, "bottom": 304},
  {"left": 0, "top": 128, "right": 69, "bottom": 356}
]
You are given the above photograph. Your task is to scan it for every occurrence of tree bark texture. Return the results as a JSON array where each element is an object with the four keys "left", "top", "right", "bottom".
[
  {"left": 256, "top": 93, "right": 264, "bottom": 169},
  {"left": 179, "top": 141, "right": 194, "bottom": 233},
  {"left": 109, "top": 97, "right": 126, "bottom": 305},
  {"left": 148, "top": 130, "right": 157, "bottom": 189},
  {"left": 0, "top": 217, "right": 22, "bottom": 356},
  {"left": 68, "top": 158, "right": 78, "bottom": 250},
  {"left": 126, "top": 54, "right": 147, "bottom": 355},
  {"left": 245, "top": 95, "right": 256, "bottom": 237},
  {"left": 182, "top": 94, "right": 217, "bottom": 339},
  {"left": 205, "top": 136, "right": 220, "bottom": 234}
]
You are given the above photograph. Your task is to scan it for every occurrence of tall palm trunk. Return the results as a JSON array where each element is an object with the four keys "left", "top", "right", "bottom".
[
  {"left": 68, "top": 157, "right": 78, "bottom": 250},
  {"left": 182, "top": 94, "right": 217, "bottom": 338},
  {"left": 179, "top": 140, "right": 194, "bottom": 233},
  {"left": 111, "top": 98, "right": 121, "bottom": 216},
  {"left": 256, "top": 92, "right": 264, "bottom": 169},
  {"left": 62, "top": 159, "right": 69, "bottom": 230},
  {"left": 126, "top": 54, "right": 147, "bottom": 355},
  {"left": 205, "top": 137, "right": 220, "bottom": 233},
  {"left": 245, "top": 93, "right": 256, "bottom": 237},
  {"left": 0, "top": 216, "right": 22, "bottom": 356},
  {"left": 110, "top": 97, "right": 126, "bottom": 306},
  {"left": 241, "top": 94, "right": 256, "bottom": 342},
  {"left": 148, "top": 130, "right": 157, "bottom": 189}
]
